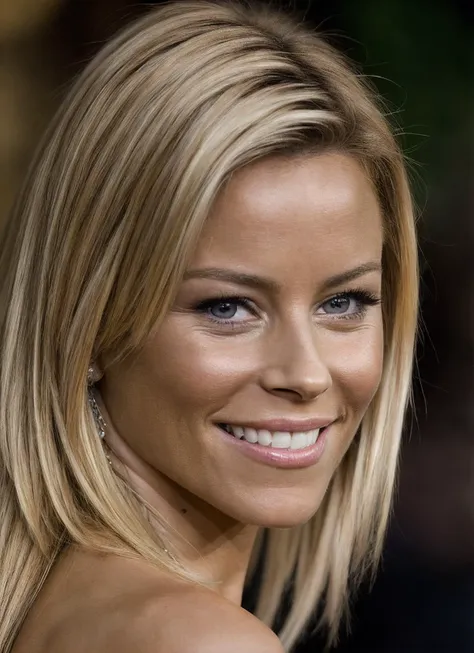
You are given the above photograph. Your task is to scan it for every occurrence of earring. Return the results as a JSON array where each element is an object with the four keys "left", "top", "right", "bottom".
[
  {"left": 88, "top": 387, "right": 107, "bottom": 440},
  {"left": 86, "top": 366, "right": 113, "bottom": 470},
  {"left": 87, "top": 363, "right": 102, "bottom": 385},
  {"left": 87, "top": 387, "right": 113, "bottom": 467}
]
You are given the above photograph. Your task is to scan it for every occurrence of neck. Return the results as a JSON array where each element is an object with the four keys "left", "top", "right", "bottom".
[{"left": 95, "top": 391, "right": 259, "bottom": 605}]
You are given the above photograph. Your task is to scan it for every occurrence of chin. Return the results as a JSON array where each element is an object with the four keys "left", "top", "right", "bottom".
[
  {"left": 254, "top": 504, "right": 323, "bottom": 529},
  {"left": 222, "top": 488, "right": 329, "bottom": 529}
]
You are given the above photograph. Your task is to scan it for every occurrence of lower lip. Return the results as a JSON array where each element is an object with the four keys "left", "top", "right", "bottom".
[{"left": 218, "top": 426, "right": 328, "bottom": 469}]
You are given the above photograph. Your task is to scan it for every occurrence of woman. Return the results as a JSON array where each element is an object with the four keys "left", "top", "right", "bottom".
[{"left": 0, "top": 1, "right": 418, "bottom": 652}]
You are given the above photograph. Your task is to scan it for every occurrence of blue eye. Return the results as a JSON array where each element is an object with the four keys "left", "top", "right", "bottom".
[
  {"left": 194, "top": 296, "right": 256, "bottom": 325},
  {"left": 323, "top": 295, "right": 352, "bottom": 314},
  {"left": 319, "top": 290, "right": 381, "bottom": 319},
  {"left": 209, "top": 301, "right": 239, "bottom": 320}
]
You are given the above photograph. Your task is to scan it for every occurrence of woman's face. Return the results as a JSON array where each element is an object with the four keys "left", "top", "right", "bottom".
[{"left": 102, "top": 153, "right": 384, "bottom": 528}]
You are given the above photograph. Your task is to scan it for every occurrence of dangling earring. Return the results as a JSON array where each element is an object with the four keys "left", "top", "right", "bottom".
[
  {"left": 87, "top": 362, "right": 107, "bottom": 441},
  {"left": 88, "top": 387, "right": 107, "bottom": 440},
  {"left": 87, "top": 383, "right": 113, "bottom": 467}
]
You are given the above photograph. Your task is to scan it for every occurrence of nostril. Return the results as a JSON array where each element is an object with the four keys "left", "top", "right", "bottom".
[{"left": 273, "top": 388, "right": 308, "bottom": 399}]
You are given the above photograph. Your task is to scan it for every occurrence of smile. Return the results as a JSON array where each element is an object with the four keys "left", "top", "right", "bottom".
[{"left": 218, "top": 423, "right": 324, "bottom": 449}]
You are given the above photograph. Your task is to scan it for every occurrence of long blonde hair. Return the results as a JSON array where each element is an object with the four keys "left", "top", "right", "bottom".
[{"left": 0, "top": 1, "right": 418, "bottom": 651}]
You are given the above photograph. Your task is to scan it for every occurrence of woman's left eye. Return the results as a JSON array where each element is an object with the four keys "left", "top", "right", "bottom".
[{"left": 318, "top": 290, "right": 381, "bottom": 319}]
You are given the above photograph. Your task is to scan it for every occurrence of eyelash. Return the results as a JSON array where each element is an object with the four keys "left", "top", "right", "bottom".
[
  {"left": 194, "top": 289, "right": 381, "bottom": 327},
  {"left": 327, "top": 289, "right": 381, "bottom": 321}
]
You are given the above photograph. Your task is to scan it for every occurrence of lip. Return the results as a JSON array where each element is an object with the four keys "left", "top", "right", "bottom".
[
  {"left": 217, "top": 424, "right": 330, "bottom": 469},
  {"left": 216, "top": 417, "right": 335, "bottom": 432}
]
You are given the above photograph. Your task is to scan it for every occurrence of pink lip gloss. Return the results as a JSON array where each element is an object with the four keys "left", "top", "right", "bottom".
[{"left": 219, "top": 426, "right": 328, "bottom": 469}]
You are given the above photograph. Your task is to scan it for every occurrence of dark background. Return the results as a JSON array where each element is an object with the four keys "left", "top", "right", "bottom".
[{"left": 2, "top": 1, "right": 473, "bottom": 651}]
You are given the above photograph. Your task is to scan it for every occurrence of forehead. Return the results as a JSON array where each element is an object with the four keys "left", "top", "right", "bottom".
[{"left": 191, "top": 153, "right": 383, "bottom": 282}]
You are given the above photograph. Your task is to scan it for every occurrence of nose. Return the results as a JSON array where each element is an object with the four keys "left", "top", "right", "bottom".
[{"left": 260, "top": 320, "right": 332, "bottom": 403}]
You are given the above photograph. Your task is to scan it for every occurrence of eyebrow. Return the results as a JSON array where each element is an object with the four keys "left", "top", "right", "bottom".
[
  {"left": 183, "top": 268, "right": 279, "bottom": 293},
  {"left": 320, "top": 262, "right": 382, "bottom": 291},
  {"left": 183, "top": 262, "right": 381, "bottom": 293}
]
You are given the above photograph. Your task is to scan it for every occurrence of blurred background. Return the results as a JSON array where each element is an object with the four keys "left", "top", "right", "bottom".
[{"left": 1, "top": 0, "right": 473, "bottom": 651}]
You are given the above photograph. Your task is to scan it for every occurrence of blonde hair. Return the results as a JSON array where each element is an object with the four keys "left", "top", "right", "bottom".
[{"left": 0, "top": 1, "right": 418, "bottom": 651}]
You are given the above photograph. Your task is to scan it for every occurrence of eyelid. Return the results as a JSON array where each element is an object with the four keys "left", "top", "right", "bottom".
[
  {"left": 195, "top": 294, "right": 257, "bottom": 311},
  {"left": 320, "top": 285, "right": 381, "bottom": 300}
]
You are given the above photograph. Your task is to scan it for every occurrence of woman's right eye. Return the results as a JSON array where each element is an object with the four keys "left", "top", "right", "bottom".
[{"left": 194, "top": 296, "right": 256, "bottom": 325}]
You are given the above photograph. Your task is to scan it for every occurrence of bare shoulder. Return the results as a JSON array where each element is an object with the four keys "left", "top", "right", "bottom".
[
  {"left": 14, "top": 547, "right": 283, "bottom": 653},
  {"left": 112, "top": 584, "right": 285, "bottom": 653}
]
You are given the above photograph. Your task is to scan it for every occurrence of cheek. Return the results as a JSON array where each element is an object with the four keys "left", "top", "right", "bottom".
[
  {"left": 142, "top": 323, "right": 257, "bottom": 412},
  {"left": 326, "top": 326, "right": 384, "bottom": 412}
]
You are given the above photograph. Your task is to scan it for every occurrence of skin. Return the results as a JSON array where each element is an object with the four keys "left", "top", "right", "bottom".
[{"left": 12, "top": 152, "right": 384, "bottom": 653}]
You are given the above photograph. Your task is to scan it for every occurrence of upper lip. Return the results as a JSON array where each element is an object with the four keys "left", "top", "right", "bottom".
[{"left": 217, "top": 417, "right": 336, "bottom": 432}]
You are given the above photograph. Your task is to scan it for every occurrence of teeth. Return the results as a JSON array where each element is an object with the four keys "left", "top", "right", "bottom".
[
  {"left": 271, "top": 432, "right": 292, "bottom": 448},
  {"left": 232, "top": 426, "right": 244, "bottom": 439},
  {"left": 257, "top": 430, "right": 272, "bottom": 447},
  {"left": 221, "top": 424, "right": 321, "bottom": 450},
  {"left": 291, "top": 432, "right": 310, "bottom": 450},
  {"left": 243, "top": 428, "right": 258, "bottom": 444}
]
